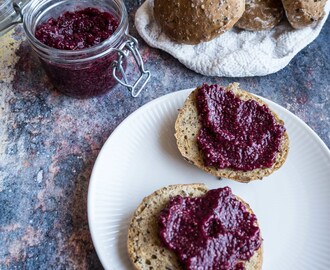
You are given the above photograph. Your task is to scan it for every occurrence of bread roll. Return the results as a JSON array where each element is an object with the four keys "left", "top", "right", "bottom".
[
  {"left": 236, "top": 0, "right": 284, "bottom": 31},
  {"left": 175, "top": 83, "right": 289, "bottom": 182},
  {"left": 153, "top": 0, "right": 245, "bottom": 44},
  {"left": 127, "top": 184, "right": 263, "bottom": 270},
  {"left": 282, "top": 0, "right": 327, "bottom": 29}
]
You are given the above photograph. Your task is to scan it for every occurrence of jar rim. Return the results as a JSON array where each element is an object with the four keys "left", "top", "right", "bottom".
[{"left": 23, "top": 0, "right": 128, "bottom": 62}]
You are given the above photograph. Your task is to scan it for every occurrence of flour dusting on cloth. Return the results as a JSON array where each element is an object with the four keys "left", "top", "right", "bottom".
[{"left": 135, "top": 0, "right": 330, "bottom": 77}]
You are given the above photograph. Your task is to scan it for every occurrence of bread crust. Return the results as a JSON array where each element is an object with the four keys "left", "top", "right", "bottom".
[
  {"left": 175, "top": 83, "right": 289, "bottom": 182},
  {"left": 127, "top": 184, "right": 263, "bottom": 270},
  {"left": 153, "top": 0, "right": 245, "bottom": 44},
  {"left": 236, "top": 0, "right": 284, "bottom": 31},
  {"left": 281, "top": 0, "right": 327, "bottom": 29}
]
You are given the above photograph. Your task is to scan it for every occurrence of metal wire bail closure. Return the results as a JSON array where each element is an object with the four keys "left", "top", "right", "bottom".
[
  {"left": 0, "top": 2, "right": 24, "bottom": 34},
  {"left": 112, "top": 35, "right": 151, "bottom": 97}
]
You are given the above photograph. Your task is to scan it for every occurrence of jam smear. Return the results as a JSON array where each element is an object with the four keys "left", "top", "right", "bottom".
[
  {"left": 159, "top": 187, "right": 261, "bottom": 270},
  {"left": 35, "top": 7, "right": 119, "bottom": 50},
  {"left": 196, "top": 84, "right": 286, "bottom": 171}
]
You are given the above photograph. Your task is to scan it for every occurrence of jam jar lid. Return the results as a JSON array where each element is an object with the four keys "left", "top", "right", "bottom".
[{"left": 0, "top": 0, "right": 29, "bottom": 36}]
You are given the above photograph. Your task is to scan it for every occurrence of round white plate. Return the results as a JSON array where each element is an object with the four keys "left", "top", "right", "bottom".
[{"left": 88, "top": 89, "right": 330, "bottom": 270}]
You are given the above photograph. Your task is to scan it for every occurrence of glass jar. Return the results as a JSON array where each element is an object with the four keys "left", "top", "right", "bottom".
[{"left": 1, "top": 0, "right": 150, "bottom": 98}]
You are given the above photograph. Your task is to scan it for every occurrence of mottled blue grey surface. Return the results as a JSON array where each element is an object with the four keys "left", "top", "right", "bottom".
[{"left": 0, "top": 1, "right": 329, "bottom": 269}]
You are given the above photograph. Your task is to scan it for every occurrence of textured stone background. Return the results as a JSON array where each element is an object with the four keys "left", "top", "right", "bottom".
[{"left": 0, "top": 1, "right": 329, "bottom": 269}]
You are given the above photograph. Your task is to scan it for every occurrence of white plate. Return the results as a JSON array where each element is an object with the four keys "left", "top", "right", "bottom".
[{"left": 88, "top": 89, "right": 330, "bottom": 270}]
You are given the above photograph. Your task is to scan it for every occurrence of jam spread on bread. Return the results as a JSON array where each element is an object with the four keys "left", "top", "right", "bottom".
[
  {"left": 35, "top": 8, "right": 119, "bottom": 50},
  {"left": 196, "top": 84, "right": 285, "bottom": 171},
  {"left": 159, "top": 187, "right": 261, "bottom": 270}
]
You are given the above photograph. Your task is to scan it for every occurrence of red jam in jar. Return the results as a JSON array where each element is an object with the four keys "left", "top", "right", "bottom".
[
  {"left": 196, "top": 84, "right": 286, "bottom": 171},
  {"left": 159, "top": 186, "right": 262, "bottom": 270},
  {"left": 23, "top": 0, "right": 149, "bottom": 98},
  {"left": 35, "top": 8, "right": 119, "bottom": 50},
  {"left": 33, "top": 6, "right": 122, "bottom": 98},
  {"left": 38, "top": 49, "right": 126, "bottom": 98}
]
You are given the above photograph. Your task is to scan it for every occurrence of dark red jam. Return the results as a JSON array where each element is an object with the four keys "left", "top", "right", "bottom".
[
  {"left": 33, "top": 7, "right": 124, "bottom": 98},
  {"left": 196, "top": 84, "right": 286, "bottom": 171},
  {"left": 35, "top": 8, "right": 119, "bottom": 50},
  {"left": 39, "top": 54, "right": 125, "bottom": 98},
  {"left": 159, "top": 187, "right": 261, "bottom": 270}
]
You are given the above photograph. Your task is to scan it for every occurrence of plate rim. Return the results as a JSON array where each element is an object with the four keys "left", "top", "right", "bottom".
[{"left": 87, "top": 88, "right": 330, "bottom": 269}]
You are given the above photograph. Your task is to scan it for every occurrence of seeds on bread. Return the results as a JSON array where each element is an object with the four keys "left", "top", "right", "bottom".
[
  {"left": 127, "top": 184, "right": 263, "bottom": 270},
  {"left": 153, "top": 0, "right": 245, "bottom": 44},
  {"left": 175, "top": 83, "right": 289, "bottom": 182},
  {"left": 236, "top": 0, "right": 284, "bottom": 31},
  {"left": 281, "top": 0, "right": 327, "bottom": 29}
]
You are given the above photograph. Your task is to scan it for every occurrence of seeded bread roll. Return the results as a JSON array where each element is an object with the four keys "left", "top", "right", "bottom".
[
  {"left": 175, "top": 83, "right": 289, "bottom": 183},
  {"left": 236, "top": 0, "right": 284, "bottom": 31},
  {"left": 127, "top": 184, "right": 263, "bottom": 270},
  {"left": 281, "top": 0, "right": 327, "bottom": 29},
  {"left": 153, "top": 0, "right": 245, "bottom": 44}
]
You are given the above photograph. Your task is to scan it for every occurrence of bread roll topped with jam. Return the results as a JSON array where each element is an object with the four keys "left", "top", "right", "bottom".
[
  {"left": 175, "top": 83, "right": 289, "bottom": 182},
  {"left": 127, "top": 184, "right": 263, "bottom": 270}
]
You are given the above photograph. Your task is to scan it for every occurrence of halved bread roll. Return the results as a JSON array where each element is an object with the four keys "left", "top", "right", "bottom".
[
  {"left": 127, "top": 184, "right": 263, "bottom": 270},
  {"left": 175, "top": 83, "right": 289, "bottom": 182}
]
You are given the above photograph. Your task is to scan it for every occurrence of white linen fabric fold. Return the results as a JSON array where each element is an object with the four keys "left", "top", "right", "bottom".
[{"left": 135, "top": 0, "right": 330, "bottom": 77}]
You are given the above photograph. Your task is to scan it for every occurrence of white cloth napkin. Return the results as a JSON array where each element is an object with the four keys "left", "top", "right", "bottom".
[{"left": 135, "top": 0, "right": 330, "bottom": 77}]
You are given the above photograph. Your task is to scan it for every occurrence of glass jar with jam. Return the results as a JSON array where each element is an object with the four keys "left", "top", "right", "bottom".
[{"left": 0, "top": 0, "right": 150, "bottom": 98}]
